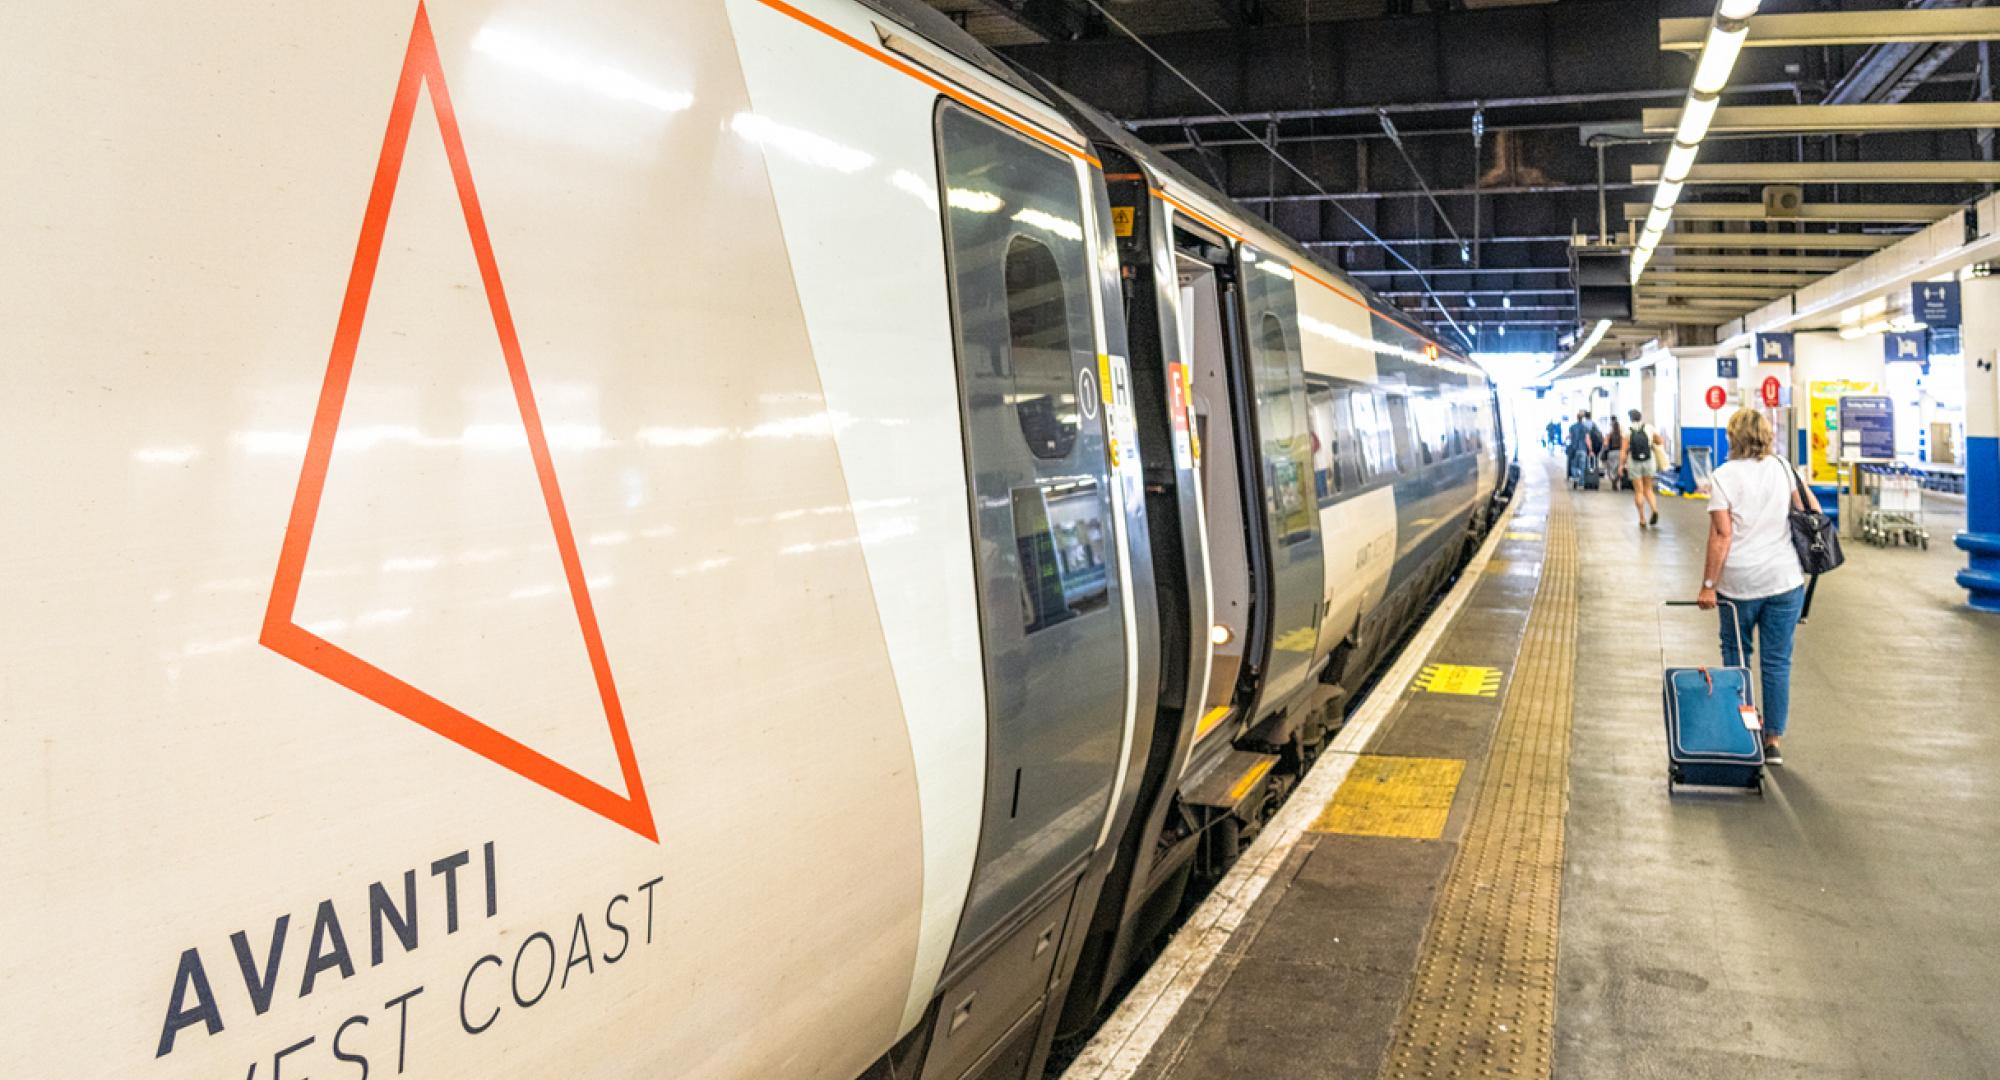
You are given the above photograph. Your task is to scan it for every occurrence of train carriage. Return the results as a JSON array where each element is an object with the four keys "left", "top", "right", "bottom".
[{"left": 0, "top": 1, "right": 1508, "bottom": 1078}]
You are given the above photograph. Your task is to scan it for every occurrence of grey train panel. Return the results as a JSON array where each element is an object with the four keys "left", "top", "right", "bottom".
[{"left": 934, "top": 103, "right": 1128, "bottom": 957}]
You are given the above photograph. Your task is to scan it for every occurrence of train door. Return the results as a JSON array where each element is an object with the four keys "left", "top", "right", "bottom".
[
  {"left": 1176, "top": 230, "right": 1255, "bottom": 732},
  {"left": 931, "top": 101, "right": 1128, "bottom": 1046},
  {"left": 1236, "top": 248, "right": 1324, "bottom": 712}
]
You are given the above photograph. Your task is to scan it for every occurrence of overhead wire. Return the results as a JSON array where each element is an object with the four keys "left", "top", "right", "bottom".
[{"left": 1072, "top": 0, "right": 1474, "bottom": 351}]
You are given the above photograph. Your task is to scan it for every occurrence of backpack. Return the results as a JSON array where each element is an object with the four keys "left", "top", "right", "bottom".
[{"left": 1629, "top": 423, "right": 1653, "bottom": 462}]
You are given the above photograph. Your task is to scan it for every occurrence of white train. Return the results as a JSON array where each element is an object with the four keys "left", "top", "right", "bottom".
[{"left": 0, "top": 1, "right": 1510, "bottom": 1077}]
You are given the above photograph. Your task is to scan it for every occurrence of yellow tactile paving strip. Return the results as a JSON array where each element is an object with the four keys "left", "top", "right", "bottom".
[
  {"left": 1412, "top": 663, "right": 1504, "bottom": 698},
  {"left": 1311, "top": 756, "right": 1466, "bottom": 840},
  {"left": 1381, "top": 493, "right": 1578, "bottom": 1080}
]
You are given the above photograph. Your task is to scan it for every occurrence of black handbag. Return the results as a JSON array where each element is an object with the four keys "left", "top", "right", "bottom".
[{"left": 1787, "top": 462, "right": 1844, "bottom": 620}]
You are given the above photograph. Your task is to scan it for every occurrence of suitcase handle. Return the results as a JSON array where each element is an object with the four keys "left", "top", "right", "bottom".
[{"left": 1659, "top": 600, "right": 1751, "bottom": 710}]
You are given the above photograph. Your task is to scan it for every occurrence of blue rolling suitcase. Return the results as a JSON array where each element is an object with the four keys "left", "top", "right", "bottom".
[{"left": 1661, "top": 601, "right": 1765, "bottom": 794}]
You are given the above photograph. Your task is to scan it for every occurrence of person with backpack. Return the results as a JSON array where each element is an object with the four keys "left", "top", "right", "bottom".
[
  {"left": 1620, "top": 408, "right": 1670, "bottom": 527},
  {"left": 1696, "top": 408, "right": 1821, "bottom": 764}
]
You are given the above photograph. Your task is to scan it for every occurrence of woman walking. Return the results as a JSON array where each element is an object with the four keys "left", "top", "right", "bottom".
[
  {"left": 1620, "top": 408, "right": 1669, "bottom": 528},
  {"left": 1696, "top": 408, "right": 1818, "bottom": 764}
]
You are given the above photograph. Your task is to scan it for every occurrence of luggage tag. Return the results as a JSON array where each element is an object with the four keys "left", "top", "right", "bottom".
[{"left": 1739, "top": 705, "right": 1762, "bottom": 731}]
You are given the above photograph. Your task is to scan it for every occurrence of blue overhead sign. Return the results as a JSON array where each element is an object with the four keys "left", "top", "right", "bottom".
[
  {"left": 1913, "top": 281, "right": 1961, "bottom": 328},
  {"left": 1931, "top": 326, "right": 1962, "bottom": 357},
  {"left": 1885, "top": 330, "right": 1929, "bottom": 363},
  {"left": 1755, "top": 333, "right": 1795, "bottom": 365},
  {"left": 1717, "top": 354, "right": 1739, "bottom": 379}
]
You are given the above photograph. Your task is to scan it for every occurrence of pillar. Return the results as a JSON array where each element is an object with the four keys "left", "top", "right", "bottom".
[{"left": 1957, "top": 275, "right": 2000, "bottom": 612}]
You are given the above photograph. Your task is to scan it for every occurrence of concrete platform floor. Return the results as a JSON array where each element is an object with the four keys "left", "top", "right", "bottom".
[
  {"left": 1559, "top": 460, "right": 2000, "bottom": 1078},
  {"left": 1076, "top": 457, "right": 2000, "bottom": 1080}
]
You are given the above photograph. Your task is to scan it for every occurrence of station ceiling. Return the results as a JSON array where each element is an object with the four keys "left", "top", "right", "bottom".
[{"left": 921, "top": 0, "right": 1999, "bottom": 361}]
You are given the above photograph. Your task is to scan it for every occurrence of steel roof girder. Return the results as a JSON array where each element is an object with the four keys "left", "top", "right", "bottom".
[{"left": 1642, "top": 102, "right": 2000, "bottom": 134}]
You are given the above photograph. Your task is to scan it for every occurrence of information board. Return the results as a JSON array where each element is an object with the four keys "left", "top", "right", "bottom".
[{"left": 1838, "top": 395, "right": 1895, "bottom": 461}]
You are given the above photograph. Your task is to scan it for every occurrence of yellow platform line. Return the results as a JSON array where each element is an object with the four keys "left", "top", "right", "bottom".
[
  {"left": 1381, "top": 479, "right": 1578, "bottom": 1080},
  {"left": 1311, "top": 756, "right": 1466, "bottom": 840}
]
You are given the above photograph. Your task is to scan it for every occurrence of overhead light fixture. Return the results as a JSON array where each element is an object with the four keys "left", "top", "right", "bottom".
[
  {"left": 1503, "top": 296, "right": 1512, "bottom": 309},
  {"left": 1541, "top": 318, "right": 1614, "bottom": 383},
  {"left": 1662, "top": 142, "right": 1700, "bottom": 184},
  {"left": 1468, "top": 296, "right": 1479, "bottom": 308},
  {"left": 1676, "top": 94, "right": 1722, "bottom": 147},
  {"left": 1691, "top": 25, "right": 1750, "bottom": 96},
  {"left": 1630, "top": 0, "right": 1760, "bottom": 287}
]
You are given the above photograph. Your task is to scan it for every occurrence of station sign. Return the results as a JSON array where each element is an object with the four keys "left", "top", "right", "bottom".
[
  {"left": 1705, "top": 385, "right": 1727, "bottom": 410},
  {"left": 1755, "top": 332, "right": 1795, "bottom": 365},
  {"left": 1913, "top": 280, "right": 1961, "bottom": 328},
  {"left": 1884, "top": 330, "right": 1929, "bottom": 363},
  {"left": 1598, "top": 365, "right": 1630, "bottom": 378},
  {"left": 1761, "top": 375, "right": 1783, "bottom": 408},
  {"left": 1716, "top": 354, "right": 1739, "bottom": 379}
]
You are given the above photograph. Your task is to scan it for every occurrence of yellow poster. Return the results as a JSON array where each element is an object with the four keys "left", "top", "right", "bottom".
[{"left": 1808, "top": 379, "right": 1878, "bottom": 482}]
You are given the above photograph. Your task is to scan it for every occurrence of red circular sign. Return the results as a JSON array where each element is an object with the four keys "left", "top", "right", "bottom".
[
  {"left": 1761, "top": 376, "right": 1783, "bottom": 408},
  {"left": 1705, "top": 385, "right": 1727, "bottom": 410}
]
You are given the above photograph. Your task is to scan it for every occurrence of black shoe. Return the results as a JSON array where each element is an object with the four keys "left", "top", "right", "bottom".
[
  {"left": 1763, "top": 744, "right": 1783, "bottom": 766},
  {"left": 1650, "top": 510, "right": 1660, "bottom": 526}
]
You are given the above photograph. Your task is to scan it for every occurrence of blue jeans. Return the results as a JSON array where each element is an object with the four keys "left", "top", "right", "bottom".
[{"left": 1718, "top": 587, "right": 1805, "bottom": 738}]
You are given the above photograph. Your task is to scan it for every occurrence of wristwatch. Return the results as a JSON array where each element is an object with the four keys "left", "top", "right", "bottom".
[{"left": 1702, "top": 579, "right": 1716, "bottom": 590}]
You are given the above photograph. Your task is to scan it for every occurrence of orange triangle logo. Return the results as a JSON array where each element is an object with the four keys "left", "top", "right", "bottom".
[{"left": 261, "top": 2, "right": 656, "bottom": 842}]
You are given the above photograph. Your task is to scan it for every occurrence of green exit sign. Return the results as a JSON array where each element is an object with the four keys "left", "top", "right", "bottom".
[{"left": 1598, "top": 365, "right": 1631, "bottom": 378}]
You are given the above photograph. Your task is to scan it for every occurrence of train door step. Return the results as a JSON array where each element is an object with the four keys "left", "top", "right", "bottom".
[{"left": 1181, "top": 748, "right": 1280, "bottom": 817}]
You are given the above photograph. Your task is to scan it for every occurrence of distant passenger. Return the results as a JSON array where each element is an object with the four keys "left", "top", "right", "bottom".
[
  {"left": 1545, "top": 419, "right": 1563, "bottom": 451},
  {"left": 1602, "top": 416, "right": 1624, "bottom": 485},
  {"left": 1565, "top": 411, "right": 1590, "bottom": 483},
  {"left": 1621, "top": 408, "right": 1669, "bottom": 528},
  {"left": 1697, "top": 408, "right": 1820, "bottom": 765}
]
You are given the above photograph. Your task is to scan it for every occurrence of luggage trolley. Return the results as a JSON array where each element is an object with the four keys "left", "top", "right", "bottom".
[
  {"left": 1660, "top": 600, "right": 1765, "bottom": 795},
  {"left": 1858, "top": 463, "right": 1929, "bottom": 549}
]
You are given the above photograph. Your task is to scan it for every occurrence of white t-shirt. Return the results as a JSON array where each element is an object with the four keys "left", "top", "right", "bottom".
[{"left": 1708, "top": 455, "right": 1806, "bottom": 599}]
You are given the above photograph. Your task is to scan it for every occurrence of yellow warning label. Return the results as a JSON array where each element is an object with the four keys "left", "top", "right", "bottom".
[
  {"left": 1504, "top": 531, "right": 1542, "bottom": 541},
  {"left": 1413, "top": 664, "right": 1503, "bottom": 698},
  {"left": 1111, "top": 205, "right": 1136, "bottom": 237},
  {"left": 1312, "top": 756, "right": 1465, "bottom": 840}
]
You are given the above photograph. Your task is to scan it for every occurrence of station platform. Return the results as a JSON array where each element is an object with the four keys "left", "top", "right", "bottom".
[{"left": 1063, "top": 456, "right": 2000, "bottom": 1080}]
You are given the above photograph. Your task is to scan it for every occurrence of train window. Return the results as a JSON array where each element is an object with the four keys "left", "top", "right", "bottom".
[
  {"left": 1386, "top": 395, "right": 1416, "bottom": 472},
  {"left": 1308, "top": 385, "right": 1339, "bottom": 502},
  {"left": 1013, "top": 479, "right": 1110, "bottom": 630},
  {"left": 1004, "top": 235, "right": 1079, "bottom": 460},
  {"left": 1252, "top": 311, "right": 1315, "bottom": 544},
  {"left": 1348, "top": 391, "right": 1383, "bottom": 480}
]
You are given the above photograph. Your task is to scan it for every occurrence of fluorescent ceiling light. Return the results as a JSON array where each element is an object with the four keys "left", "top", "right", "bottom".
[
  {"left": 1541, "top": 318, "right": 1614, "bottom": 382},
  {"left": 1651, "top": 180, "right": 1686, "bottom": 211},
  {"left": 1662, "top": 143, "right": 1700, "bottom": 184},
  {"left": 1717, "top": 0, "right": 1761, "bottom": 20},
  {"left": 1676, "top": 95, "right": 1721, "bottom": 146},
  {"left": 1691, "top": 25, "right": 1749, "bottom": 96},
  {"left": 1644, "top": 205, "right": 1674, "bottom": 234}
]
